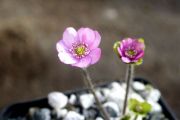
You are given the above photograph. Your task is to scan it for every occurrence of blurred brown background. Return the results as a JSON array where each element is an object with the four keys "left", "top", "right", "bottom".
[{"left": 0, "top": 0, "right": 180, "bottom": 118}]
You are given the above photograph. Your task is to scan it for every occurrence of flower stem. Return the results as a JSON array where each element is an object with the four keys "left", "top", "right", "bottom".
[
  {"left": 122, "top": 64, "right": 134, "bottom": 115},
  {"left": 134, "top": 114, "right": 138, "bottom": 120},
  {"left": 82, "top": 68, "right": 110, "bottom": 120}
]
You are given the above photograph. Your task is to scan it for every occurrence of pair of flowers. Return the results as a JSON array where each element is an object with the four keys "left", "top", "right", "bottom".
[{"left": 56, "top": 27, "right": 145, "bottom": 67}]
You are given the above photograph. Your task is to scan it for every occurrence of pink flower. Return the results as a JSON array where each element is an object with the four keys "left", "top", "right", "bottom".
[
  {"left": 116, "top": 38, "right": 145, "bottom": 64},
  {"left": 56, "top": 27, "right": 101, "bottom": 68}
]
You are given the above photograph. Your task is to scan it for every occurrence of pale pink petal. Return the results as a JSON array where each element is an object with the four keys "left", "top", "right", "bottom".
[
  {"left": 72, "top": 56, "right": 91, "bottom": 68},
  {"left": 78, "top": 28, "right": 95, "bottom": 46},
  {"left": 89, "top": 48, "right": 101, "bottom": 64},
  {"left": 56, "top": 40, "right": 68, "bottom": 52},
  {"left": 56, "top": 41, "right": 77, "bottom": 64},
  {"left": 121, "top": 57, "right": 131, "bottom": 63},
  {"left": 62, "top": 27, "right": 77, "bottom": 48},
  {"left": 58, "top": 52, "right": 77, "bottom": 64},
  {"left": 89, "top": 31, "right": 101, "bottom": 49}
]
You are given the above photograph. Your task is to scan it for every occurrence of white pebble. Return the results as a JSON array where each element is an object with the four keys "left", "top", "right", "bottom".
[
  {"left": 69, "top": 94, "right": 77, "bottom": 105},
  {"left": 111, "top": 82, "right": 125, "bottom": 92},
  {"left": 56, "top": 109, "right": 68, "bottom": 118},
  {"left": 133, "top": 82, "right": 145, "bottom": 91},
  {"left": 130, "top": 93, "right": 145, "bottom": 102},
  {"left": 148, "top": 100, "right": 162, "bottom": 113},
  {"left": 64, "top": 111, "right": 85, "bottom": 120},
  {"left": 80, "top": 93, "right": 94, "bottom": 109},
  {"left": 147, "top": 89, "right": 161, "bottom": 102},
  {"left": 95, "top": 89, "right": 106, "bottom": 102},
  {"left": 48, "top": 92, "right": 68, "bottom": 109},
  {"left": 96, "top": 117, "right": 104, "bottom": 120},
  {"left": 102, "top": 88, "right": 111, "bottom": 98},
  {"left": 103, "top": 101, "right": 120, "bottom": 117}
]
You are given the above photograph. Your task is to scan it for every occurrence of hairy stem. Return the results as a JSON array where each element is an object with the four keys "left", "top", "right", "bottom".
[
  {"left": 134, "top": 114, "right": 138, "bottom": 120},
  {"left": 122, "top": 64, "right": 134, "bottom": 115},
  {"left": 82, "top": 68, "right": 110, "bottom": 120}
]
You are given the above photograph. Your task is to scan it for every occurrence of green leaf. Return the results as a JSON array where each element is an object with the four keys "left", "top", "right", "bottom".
[
  {"left": 134, "top": 59, "right": 143, "bottom": 66},
  {"left": 121, "top": 115, "right": 131, "bottom": 120},
  {"left": 128, "top": 98, "right": 152, "bottom": 115},
  {"left": 113, "top": 41, "right": 121, "bottom": 57},
  {"left": 140, "top": 101, "right": 152, "bottom": 114}
]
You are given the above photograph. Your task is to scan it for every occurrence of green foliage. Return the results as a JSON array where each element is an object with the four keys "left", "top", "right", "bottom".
[
  {"left": 113, "top": 41, "right": 121, "bottom": 57},
  {"left": 128, "top": 98, "right": 152, "bottom": 115},
  {"left": 121, "top": 115, "right": 131, "bottom": 120}
]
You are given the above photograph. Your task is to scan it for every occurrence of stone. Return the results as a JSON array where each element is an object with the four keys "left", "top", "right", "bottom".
[
  {"left": 107, "top": 88, "right": 125, "bottom": 108},
  {"left": 148, "top": 100, "right": 162, "bottom": 113},
  {"left": 32, "top": 108, "right": 51, "bottom": 120},
  {"left": 133, "top": 81, "right": 146, "bottom": 91},
  {"left": 83, "top": 108, "right": 98, "bottom": 119},
  {"left": 95, "top": 89, "right": 106, "bottom": 102},
  {"left": 104, "top": 102, "right": 120, "bottom": 117},
  {"left": 64, "top": 111, "right": 85, "bottom": 120},
  {"left": 149, "top": 113, "right": 166, "bottom": 120},
  {"left": 96, "top": 117, "right": 104, "bottom": 120},
  {"left": 107, "top": 82, "right": 125, "bottom": 106},
  {"left": 130, "top": 93, "right": 145, "bottom": 102},
  {"left": 147, "top": 89, "right": 161, "bottom": 102},
  {"left": 56, "top": 108, "right": 68, "bottom": 118},
  {"left": 101, "top": 88, "right": 111, "bottom": 98},
  {"left": 69, "top": 94, "right": 77, "bottom": 105},
  {"left": 48, "top": 92, "right": 68, "bottom": 109},
  {"left": 111, "top": 82, "right": 125, "bottom": 93},
  {"left": 80, "top": 93, "right": 94, "bottom": 109}
]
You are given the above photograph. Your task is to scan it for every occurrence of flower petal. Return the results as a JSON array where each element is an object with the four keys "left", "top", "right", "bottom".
[
  {"left": 56, "top": 40, "right": 67, "bottom": 52},
  {"left": 135, "top": 51, "right": 144, "bottom": 60},
  {"left": 62, "top": 27, "right": 77, "bottom": 48},
  {"left": 89, "top": 31, "right": 101, "bottom": 49},
  {"left": 72, "top": 56, "right": 91, "bottom": 68},
  {"left": 78, "top": 28, "right": 95, "bottom": 46},
  {"left": 89, "top": 48, "right": 101, "bottom": 64},
  {"left": 118, "top": 46, "right": 125, "bottom": 57},
  {"left": 121, "top": 57, "right": 131, "bottom": 63},
  {"left": 56, "top": 41, "right": 77, "bottom": 64}
]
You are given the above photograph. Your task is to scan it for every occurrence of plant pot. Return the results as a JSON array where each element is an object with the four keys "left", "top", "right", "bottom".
[{"left": 0, "top": 78, "right": 177, "bottom": 120}]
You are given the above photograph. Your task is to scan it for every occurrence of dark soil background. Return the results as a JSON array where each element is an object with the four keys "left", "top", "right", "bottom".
[{"left": 0, "top": 0, "right": 180, "bottom": 118}]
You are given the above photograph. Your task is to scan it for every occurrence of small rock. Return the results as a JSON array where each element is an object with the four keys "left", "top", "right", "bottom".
[
  {"left": 111, "top": 82, "right": 125, "bottom": 93},
  {"left": 80, "top": 93, "right": 94, "bottom": 109},
  {"left": 69, "top": 94, "right": 77, "bottom": 105},
  {"left": 149, "top": 113, "right": 167, "bottom": 120},
  {"left": 133, "top": 81, "right": 145, "bottom": 91},
  {"left": 104, "top": 102, "right": 120, "bottom": 117},
  {"left": 96, "top": 117, "right": 104, "bottom": 120},
  {"left": 83, "top": 108, "right": 98, "bottom": 119},
  {"left": 56, "top": 108, "right": 68, "bottom": 118},
  {"left": 64, "top": 111, "right": 85, "bottom": 120},
  {"left": 95, "top": 89, "right": 106, "bottom": 102},
  {"left": 29, "top": 107, "right": 38, "bottom": 117},
  {"left": 147, "top": 89, "right": 161, "bottom": 102},
  {"left": 32, "top": 108, "right": 51, "bottom": 120},
  {"left": 148, "top": 100, "right": 162, "bottom": 113},
  {"left": 130, "top": 93, "right": 144, "bottom": 102},
  {"left": 101, "top": 88, "right": 111, "bottom": 98},
  {"left": 48, "top": 92, "right": 68, "bottom": 109},
  {"left": 107, "top": 89, "right": 125, "bottom": 107}
]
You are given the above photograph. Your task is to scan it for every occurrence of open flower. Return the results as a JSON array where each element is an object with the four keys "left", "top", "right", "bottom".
[
  {"left": 56, "top": 27, "right": 101, "bottom": 68},
  {"left": 114, "top": 38, "right": 145, "bottom": 65}
]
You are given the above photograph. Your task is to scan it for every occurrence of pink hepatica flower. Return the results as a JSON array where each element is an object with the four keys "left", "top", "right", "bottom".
[
  {"left": 56, "top": 27, "right": 101, "bottom": 68},
  {"left": 117, "top": 38, "right": 145, "bottom": 64}
]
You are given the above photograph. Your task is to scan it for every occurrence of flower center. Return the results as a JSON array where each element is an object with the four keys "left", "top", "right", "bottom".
[
  {"left": 135, "top": 105, "right": 143, "bottom": 112},
  {"left": 125, "top": 49, "right": 137, "bottom": 58},
  {"left": 70, "top": 43, "right": 90, "bottom": 58}
]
